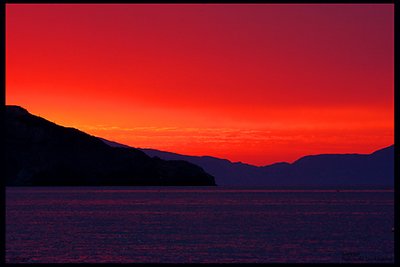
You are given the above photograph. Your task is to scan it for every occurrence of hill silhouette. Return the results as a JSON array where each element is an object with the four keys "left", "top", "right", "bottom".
[
  {"left": 5, "top": 106, "right": 216, "bottom": 186},
  {"left": 7, "top": 105, "right": 392, "bottom": 187}
]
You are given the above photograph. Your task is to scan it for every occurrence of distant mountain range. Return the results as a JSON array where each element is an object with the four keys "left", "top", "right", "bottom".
[
  {"left": 101, "top": 139, "right": 394, "bottom": 187},
  {"left": 5, "top": 106, "right": 215, "bottom": 186}
]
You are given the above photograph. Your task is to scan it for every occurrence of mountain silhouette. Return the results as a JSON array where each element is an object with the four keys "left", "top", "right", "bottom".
[
  {"left": 5, "top": 106, "right": 216, "bottom": 186},
  {"left": 101, "top": 143, "right": 393, "bottom": 187}
]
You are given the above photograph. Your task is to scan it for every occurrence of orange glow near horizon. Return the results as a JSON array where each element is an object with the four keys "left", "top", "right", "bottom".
[{"left": 6, "top": 4, "right": 394, "bottom": 166}]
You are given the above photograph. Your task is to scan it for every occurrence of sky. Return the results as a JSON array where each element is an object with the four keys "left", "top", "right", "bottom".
[{"left": 6, "top": 4, "right": 394, "bottom": 166}]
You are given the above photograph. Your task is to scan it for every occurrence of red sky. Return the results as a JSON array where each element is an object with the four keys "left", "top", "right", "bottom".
[{"left": 6, "top": 4, "right": 394, "bottom": 166}]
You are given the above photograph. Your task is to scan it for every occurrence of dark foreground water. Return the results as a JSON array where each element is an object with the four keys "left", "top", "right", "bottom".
[{"left": 6, "top": 187, "right": 394, "bottom": 263}]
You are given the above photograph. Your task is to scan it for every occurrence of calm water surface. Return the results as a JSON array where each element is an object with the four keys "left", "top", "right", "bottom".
[{"left": 6, "top": 187, "right": 394, "bottom": 263}]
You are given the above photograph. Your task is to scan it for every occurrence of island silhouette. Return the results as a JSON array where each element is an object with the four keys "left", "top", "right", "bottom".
[{"left": 6, "top": 105, "right": 394, "bottom": 187}]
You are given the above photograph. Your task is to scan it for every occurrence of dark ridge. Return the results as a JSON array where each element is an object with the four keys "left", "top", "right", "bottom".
[{"left": 5, "top": 105, "right": 216, "bottom": 186}]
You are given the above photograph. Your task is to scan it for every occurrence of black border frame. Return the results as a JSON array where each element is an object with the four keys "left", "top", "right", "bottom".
[{"left": 1, "top": 1, "right": 397, "bottom": 266}]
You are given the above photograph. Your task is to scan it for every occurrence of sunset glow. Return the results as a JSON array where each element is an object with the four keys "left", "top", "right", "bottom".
[{"left": 6, "top": 4, "right": 394, "bottom": 165}]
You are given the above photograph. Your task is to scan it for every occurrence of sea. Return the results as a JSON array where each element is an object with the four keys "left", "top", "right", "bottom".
[{"left": 6, "top": 186, "right": 394, "bottom": 263}]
